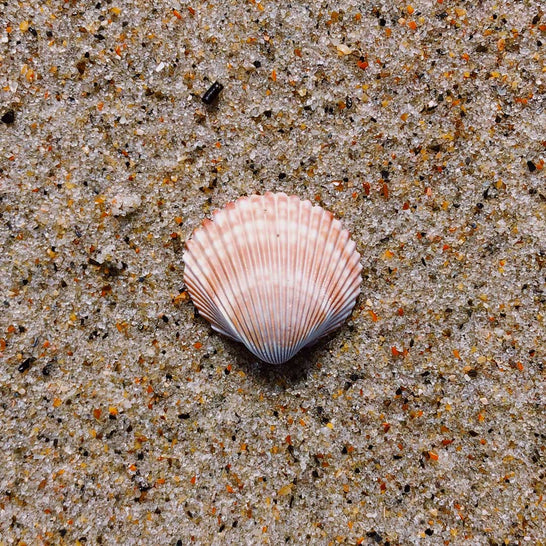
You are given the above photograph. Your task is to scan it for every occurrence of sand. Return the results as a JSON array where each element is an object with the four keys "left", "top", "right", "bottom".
[{"left": 1, "top": 0, "right": 545, "bottom": 544}]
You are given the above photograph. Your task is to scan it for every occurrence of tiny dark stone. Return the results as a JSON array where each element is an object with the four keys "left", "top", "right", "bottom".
[
  {"left": 476, "top": 202, "right": 483, "bottom": 209},
  {"left": 366, "top": 531, "right": 383, "bottom": 543},
  {"left": 29, "top": 27, "right": 37, "bottom": 37},
  {"left": 161, "top": 315, "right": 169, "bottom": 323},
  {"left": 166, "top": 373, "right": 173, "bottom": 380},
  {"left": 76, "top": 60, "right": 87, "bottom": 75},
  {"left": 421, "top": 257, "right": 427, "bottom": 266},
  {"left": 178, "top": 413, "right": 191, "bottom": 419},
  {"left": 253, "top": 60, "right": 262, "bottom": 68},
  {"left": 404, "top": 484, "right": 410, "bottom": 493},
  {"left": 425, "top": 528, "right": 434, "bottom": 536},
  {"left": 467, "top": 368, "right": 478, "bottom": 378},
  {"left": 468, "top": 430, "right": 479, "bottom": 437},
  {"left": 532, "top": 14, "right": 540, "bottom": 25},
  {"left": 341, "top": 446, "right": 348, "bottom": 454},
  {"left": 218, "top": 524, "right": 225, "bottom": 532},
  {"left": 1, "top": 110, "right": 15, "bottom": 124},
  {"left": 59, "top": 529, "right": 67, "bottom": 537},
  {"left": 379, "top": 18, "right": 386, "bottom": 26},
  {"left": 527, "top": 160, "right": 536, "bottom": 172},
  {"left": 349, "top": 373, "right": 359, "bottom": 382},
  {"left": 278, "top": 172, "right": 286, "bottom": 180},
  {"left": 312, "top": 470, "right": 319, "bottom": 478},
  {"left": 201, "top": 81, "right": 224, "bottom": 105},
  {"left": 264, "top": 109, "right": 273, "bottom": 118},
  {"left": 18, "top": 357, "right": 36, "bottom": 373}
]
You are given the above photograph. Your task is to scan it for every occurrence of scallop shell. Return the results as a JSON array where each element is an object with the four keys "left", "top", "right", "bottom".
[{"left": 183, "top": 192, "right": 362, "bottom": 364}]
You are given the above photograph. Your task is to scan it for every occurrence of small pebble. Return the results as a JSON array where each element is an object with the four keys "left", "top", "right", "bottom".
[
  {"left": 201, "top": 81, "right": 224, "bottom": 105},
  {"left": 1, "top": 110, "right": 15, "bottom": 124}
]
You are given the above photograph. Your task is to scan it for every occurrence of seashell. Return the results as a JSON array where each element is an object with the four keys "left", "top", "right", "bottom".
[{"left": 183, "top": 192, "right": 362, "bottom": 364}]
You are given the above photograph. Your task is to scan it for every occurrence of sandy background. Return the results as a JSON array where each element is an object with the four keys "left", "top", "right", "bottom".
[{"left": 1, "top": 0, "right": 545, "bottom": 544}]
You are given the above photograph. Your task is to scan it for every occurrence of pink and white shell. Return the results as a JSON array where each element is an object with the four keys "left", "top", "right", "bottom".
[{"left": 183, "top": 192, "right": 362, "bottom": 364}]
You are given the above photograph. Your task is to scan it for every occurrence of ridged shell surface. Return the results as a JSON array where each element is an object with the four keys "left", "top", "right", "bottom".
[{"left": 183, "top": 192, "right": 362, "bottom": 364}]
